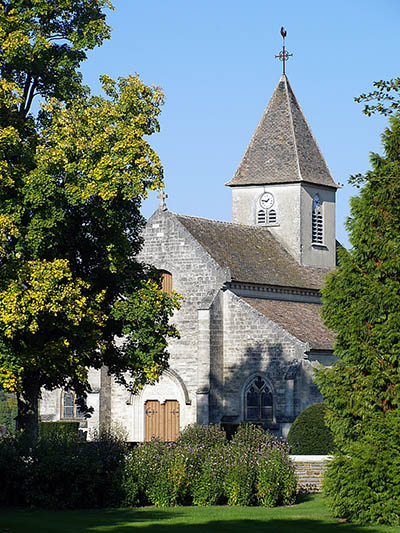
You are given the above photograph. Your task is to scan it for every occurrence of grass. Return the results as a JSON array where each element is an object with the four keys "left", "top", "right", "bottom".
[{"left": 0, "top": 495, "right": 397, "bottom": 533}]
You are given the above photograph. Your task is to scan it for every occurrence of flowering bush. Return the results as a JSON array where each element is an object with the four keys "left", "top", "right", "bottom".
[
  {"left": 191, "top": 444, "right": 227, "bottom": 505},
  {"left": 122, "top": 424, "right": 297, "bottom": 508},
  {"left": 256, "top": 443, "right": 297, "bottom": 507},
  {"left": 1, "top": 423, "right": 297, "bottom": 509},
  {"left": 225, "top": 424, "right": 276, "bottom": 506}
]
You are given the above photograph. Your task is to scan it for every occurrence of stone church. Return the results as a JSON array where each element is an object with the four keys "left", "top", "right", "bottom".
[{"left": 40, "top": 73, "right": 338, "bottom": 440}]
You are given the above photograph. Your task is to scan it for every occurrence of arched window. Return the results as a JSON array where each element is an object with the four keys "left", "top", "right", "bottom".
[
  {"left": 268, "top": 209, "right": 277, "bottom": 224},
  {"left": 245, "top": 376, "right": 273, "bottom": 421},
  {"left": 61, "top": 391, "right": 84, "bottom": 419},
  {"left": 160, "top": 270, "right": 172, "bottom": 294},
  {"left": 312, "top": 195, "right": 323, "bottom": 244},
  {"left": 257, "top": 209, "right": 266, "bottom": 224}
]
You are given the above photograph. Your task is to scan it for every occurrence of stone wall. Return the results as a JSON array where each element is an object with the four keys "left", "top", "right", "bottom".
[{"left": 290, "top": 455, "right": 331, "bottom": 493}]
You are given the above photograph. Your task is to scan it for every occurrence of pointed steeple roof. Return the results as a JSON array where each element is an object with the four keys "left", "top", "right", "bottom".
[{"left": 226, "top": 75, "right": 339, "bottom": 188}]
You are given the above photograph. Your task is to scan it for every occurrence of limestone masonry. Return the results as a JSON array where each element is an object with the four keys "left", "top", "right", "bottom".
[{"left": 40, "top": 74, "right": 339, "bottom": 441}]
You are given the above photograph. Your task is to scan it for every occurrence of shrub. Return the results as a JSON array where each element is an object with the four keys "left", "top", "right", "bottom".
[
  {"left": 324, "top": 411, "right": 400, "bottom": 526},
  {"left": 256, "top": 443, "right": 297, "bottom": 507},
  {"left": 125, "top": 440, "right": 193, "bottom": 507},
  {"left": 191, "top": 445, "right": 227, "bottom": 505},
  {"left": 25, "top": 426, "right": 127, "bottom": 509},
  {"left": 224, "top": 424, "right": 296, "bottom": 507},
  {"left": 177, "top": 423, "right": 226, "bottom": 449},
  {"left": 39, "top": 421, "right": 80, "bottom": 439},
  {"left": 0, "top": 433, "right": 27, "bottom": 506},
  {"left": 287, "top": 403, "right": 334, "bottom": 454}
]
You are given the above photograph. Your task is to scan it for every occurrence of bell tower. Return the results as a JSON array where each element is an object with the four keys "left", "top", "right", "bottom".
[{"left": 226, "top": 30, "right": 339, "bottom": 269}]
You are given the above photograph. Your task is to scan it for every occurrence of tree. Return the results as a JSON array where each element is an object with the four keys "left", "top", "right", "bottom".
[
  {"left": 316, "top": 111, "right": 400, "bottom": 524},
  {"left": 355, "top": 77, "right": 400, "bottom": 117},
  {"left": 0, "top": 1, "right": 180, "bottom": 444}
]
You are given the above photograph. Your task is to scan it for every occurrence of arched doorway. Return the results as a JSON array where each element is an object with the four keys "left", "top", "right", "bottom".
[{"left": 145, "top": 399, "right": 180, "bottom": 442}]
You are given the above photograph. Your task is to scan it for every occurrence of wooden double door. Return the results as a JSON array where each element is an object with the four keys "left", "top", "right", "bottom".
[{"left": 145, "top": 400, "right": 180, "bottom": 442}]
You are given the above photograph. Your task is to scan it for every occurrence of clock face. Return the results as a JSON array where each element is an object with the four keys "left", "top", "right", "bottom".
[{"left": 260, "top": 192, "right": 274, "bottom": 209}]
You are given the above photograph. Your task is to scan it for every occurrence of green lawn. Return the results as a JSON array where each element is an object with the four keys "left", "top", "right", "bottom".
[{"left": 0, "top": 495, "right": 397, "bottom": 533}]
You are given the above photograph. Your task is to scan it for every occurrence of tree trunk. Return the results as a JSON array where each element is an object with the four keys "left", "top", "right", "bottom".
[{"left": 16, "top": 378, "right": 40, "bottom": 446}]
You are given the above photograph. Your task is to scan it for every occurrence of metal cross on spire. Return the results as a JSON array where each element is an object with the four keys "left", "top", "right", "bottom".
[{"left": 275, "top": 27, "right": 293, "bottom": 75}]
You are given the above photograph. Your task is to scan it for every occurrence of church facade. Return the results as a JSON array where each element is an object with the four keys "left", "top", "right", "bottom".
[{"left": 40, "top": 74, "right": 338, "bottom": 440}]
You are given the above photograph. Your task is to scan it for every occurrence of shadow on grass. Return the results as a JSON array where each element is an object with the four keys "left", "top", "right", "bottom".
[
  {"left": 82, "top": 518, "right": 392, "bottom": 533},
  {"left": 0, "top": 508, "right": 389, "bottom": 533}
]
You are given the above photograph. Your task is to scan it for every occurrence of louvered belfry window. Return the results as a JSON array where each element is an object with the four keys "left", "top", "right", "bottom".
[
  {"left": 257, "top": 209, "right": 277, "bottom": 226},
  {"left": 257, "top": 209, "right": 266, "bottom": 224},
  {"left": 312, "top": 195, "right": 323, "bottom": 244},
  {"left": 268, "top": 209, "right": 277, "bottom": 224}
]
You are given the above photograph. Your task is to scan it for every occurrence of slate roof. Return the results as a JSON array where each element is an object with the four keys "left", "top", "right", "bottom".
[
  {"left": 243, "top": 298, "right": 335, "bottom": 350},
  {"left": 226, "top": 75, "right": 339, "bottom": 189},
  {"left": 176, "top": 214, "right": 332, "bottom": 290}
]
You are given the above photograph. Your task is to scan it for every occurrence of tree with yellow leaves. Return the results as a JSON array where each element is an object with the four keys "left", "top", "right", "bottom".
[{"left": 0, "top": 1, "right": 180, "bottom": 444}]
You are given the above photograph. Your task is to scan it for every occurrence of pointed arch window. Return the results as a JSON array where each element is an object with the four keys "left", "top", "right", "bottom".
[
  {"left": 160, "top": 270, "right": 172, "bottom": 295},
  {"left": 312, "top": 195, "right": 323, "bottom": 244},
  {"left": 245, "top": 376, "right": 273, "bottom": 421}
]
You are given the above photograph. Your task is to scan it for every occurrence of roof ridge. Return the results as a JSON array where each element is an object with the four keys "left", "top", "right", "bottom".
[
  {"left": 174, "top": 213, "right": 267, "bottom": 230},
  {"left": 284, "top": 75, "right": 302, "bottom": 181}
]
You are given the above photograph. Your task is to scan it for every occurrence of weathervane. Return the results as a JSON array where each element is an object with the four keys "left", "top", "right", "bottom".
[{"left": 275, "top": 27, "right": 293, "bottom": 75}]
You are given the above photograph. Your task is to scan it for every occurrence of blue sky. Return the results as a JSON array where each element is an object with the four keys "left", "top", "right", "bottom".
[{"left": 81, "top": 0, "right": 400, "bottom": 248}]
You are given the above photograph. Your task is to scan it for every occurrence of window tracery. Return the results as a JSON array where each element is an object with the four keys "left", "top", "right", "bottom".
[{"left": 245, "top": 376, "right": 273, "bottom": 421}]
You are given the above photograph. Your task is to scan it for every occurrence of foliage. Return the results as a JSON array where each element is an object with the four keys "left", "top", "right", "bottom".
[
  {"left": 0, "top": 1, "right": 181, "bottom": 443},
  {"left": 0, "top": 426, "right": 127, "bottom": 509},
  {"left": 324, "top": 411, "right": 400, "bottom": 526},
  {"left": 39, "top": 421, "right": 80, "bottom": 439},
  {"left": 355, "top": 78, "right": 400, "bottom": 116},
  {"left": 0, "top": 423, "right": 296, "bottom": 510},
  {"left": 316, "top": 107, "right": 400, "bottom": 524},
  {"left": 191, "top": 446, "right": 227, "bottom": 506},
  {"left": 287, "top": 403, "right": 334, "bottom": 455},
  {"left": 125, "top": 440, "right": 192, "bottom": 507},
  {"left": 317, "top": 114, "right": 400, "bottom": 450},
  {"left": 177, "top": 423, "right": 227, "bottom": 448},
  {"left": 0, "top": 388, "right": 17, "bottom": 433},
  {"left": 224, "top": 424, "right": 295, "bottom": 507},
  {"left": 122, "top": 424, "right": 296, "bottom": 508},
  {"left": 224, "top": 424, "right": 270, "bottom": 505},
  {"left": 256, "top": 445, "right": 297, "bottom": 507},
  {"left": 0, "top": 433, "right": 27, "bottom": 506}
]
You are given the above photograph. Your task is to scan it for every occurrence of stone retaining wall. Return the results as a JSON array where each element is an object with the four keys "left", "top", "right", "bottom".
[{"left": 290, "top": 455, "right": 332, "bottom": 493}]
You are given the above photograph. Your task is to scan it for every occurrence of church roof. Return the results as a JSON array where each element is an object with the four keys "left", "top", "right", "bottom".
[
  {"left": 243, "top": 298, "right": 335, "bottom": 351},
  {"left": 175, "top": 214, "right": 331, "bottom": 290},
  {"left": 226, "top": 75, "right": 339, "bottom": 189}
]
